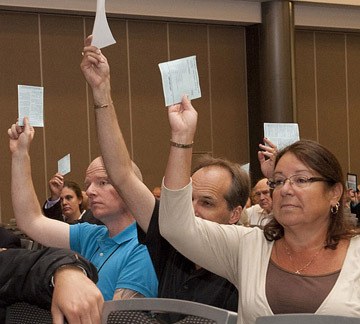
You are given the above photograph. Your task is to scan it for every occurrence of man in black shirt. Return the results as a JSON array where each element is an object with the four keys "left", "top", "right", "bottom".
[{"left": 80, "top": 38, "right": 251, "bottom": 320}]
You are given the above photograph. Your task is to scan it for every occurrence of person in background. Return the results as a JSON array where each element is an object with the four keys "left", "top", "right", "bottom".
[
  {"left": 43, "top": 174, "right": 84, "bottom": 223},
  {"left": 0, "top": 245, "right": 102, "bottom": 323},
  {"left": 246, "top": 177, "right": 273, "bottom": 227},
  {"left": 158, "top": 96, "right": 360, "bottom": 323},
  {"left": 79, "top": 36, "right": 246, "bottom": 319},
  {"left": 348, "top": 185, "right": 360, "bottom": 225},
  {"left": 43, "top": 173, "right": 103, "bottom": 225},
  {"left": 8, "top": 118, "right": 158, "bottom": 302}
]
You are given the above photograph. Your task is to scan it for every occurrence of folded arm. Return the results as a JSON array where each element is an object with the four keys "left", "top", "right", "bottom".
[{"left": 0, "top": 248, "right": 99, "bottom": 308}]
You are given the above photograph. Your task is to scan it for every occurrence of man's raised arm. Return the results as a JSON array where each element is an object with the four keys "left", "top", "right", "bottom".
[
  {"left": 8, "top": 118, "right": 70, "bottom": 248},
  {"left": 80, "top": 36, "right": 155, "bottom": 232}
]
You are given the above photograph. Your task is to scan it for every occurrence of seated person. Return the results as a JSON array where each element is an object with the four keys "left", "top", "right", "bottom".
[
  {"left": 349, "top": 186, "right": 360, "bottom": 225},
  {"left": 159, "top": 97, "right": 360, "bottom": 322},
  {"left": 246, "top": 177, "right": 273, "bottom": 227},
  {"left": 0, "top": 245, "right": 102, "bottom": 323},
  {"left": 8, "top": 119, "right": 158, "bottom": 302},
  {"left": 43, "top": 174, "right": 103, "bottom": 225}
]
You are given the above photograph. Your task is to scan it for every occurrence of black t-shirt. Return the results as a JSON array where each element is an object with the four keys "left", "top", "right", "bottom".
[{"left": 136, "top": 199, "right": 238, "bottom": 321}]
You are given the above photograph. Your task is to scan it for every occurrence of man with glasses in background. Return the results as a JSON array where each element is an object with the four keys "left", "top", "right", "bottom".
[{"left": 247, "top": 178, "right": 273, "bottom": 227}]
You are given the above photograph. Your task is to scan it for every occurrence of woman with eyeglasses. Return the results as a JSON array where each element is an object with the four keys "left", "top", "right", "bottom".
[{"left": 159, "top": 97, "right": 360, "bottom": 323}]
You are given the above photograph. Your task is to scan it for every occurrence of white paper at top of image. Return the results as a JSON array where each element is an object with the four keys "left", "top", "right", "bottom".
[
  {"left": 58, "top": 154, "right": 71, "bottom": 176},
  {"left": 91, "top": 0, "right": 116, "bottom": 49},
  {"left": 241, "top": 163, "right": 250, "bottom": 174},
  {"left": 18, "top": 85, "right": 44, "bottom": 127},
  {"left": 158, "top": 55, "right": 201, "bottom": 106},
  {"left": 264, "top": 123, "right": 300, "bottom": 150}
]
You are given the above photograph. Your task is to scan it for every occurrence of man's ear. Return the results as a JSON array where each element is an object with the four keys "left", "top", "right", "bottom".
[{"left": 229, "top": 205, "right": 243, "bottom": 225}]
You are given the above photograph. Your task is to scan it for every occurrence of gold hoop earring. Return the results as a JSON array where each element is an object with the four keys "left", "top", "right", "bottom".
[{"left": 330, "top": 201, "right": 340, "bottom": 215}]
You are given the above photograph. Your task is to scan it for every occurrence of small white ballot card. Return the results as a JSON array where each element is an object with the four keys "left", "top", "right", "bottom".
[
  {"left": 241, "top": 163, "right": 250, "bottom": 174},
  {"left": 18, "top": 85, "right": 44, "bottom": 127},
  {"left": 58, "top": 154, "right": 71, "bottom": 176},
  {"left": 91, "top": 0, "right": 116, "bottom": 49},
  {"left": 264, "top": 123, "right": 300, "bottom": 150},
  {"left": 158, "top": 55, "right": 201, "bottom": 106}
]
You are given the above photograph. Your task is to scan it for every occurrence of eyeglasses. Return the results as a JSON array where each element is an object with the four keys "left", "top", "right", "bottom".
[
  {"left": 267, "top": 175, "right": 330, "bottom": 190},
  {"left": 253, "top": 190, "right": 271, "bottom": 197}
]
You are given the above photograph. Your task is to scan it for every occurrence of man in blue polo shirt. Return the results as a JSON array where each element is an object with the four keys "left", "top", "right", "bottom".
[{"left": 8, "top": 123, "right": 158, "bottom": 301}]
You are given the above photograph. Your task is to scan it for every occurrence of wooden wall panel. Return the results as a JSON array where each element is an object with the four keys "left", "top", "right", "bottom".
[
  {"left": 0, "top": 12, "right": 42, "bottom": 223},
  {"left": 84, "top": 17, "right": 100, "bottom": 163},
  {"left": 169, "top": 23, "right": 211, "bottom": 155},
  {"left": 295, "top": 31, "right": 317, "bottom": 141},
  {"left": 347, "top": 34, "right": 360, "bottom": 176},
  {"left": 40, "top": 15, "right": 89, "bottom": 197},
  {"left": 209, "top": 25, "right": 248, "bottom": 165},
  {"left": 87, "top": 19, "right": 131, "bottom": 162},
  {"left": 315, "top": 32, "right": 348, "bottom": 173},
  {"left": 84, "top": 18, "right": 131, "bottom": 165},
  {"left": 128, "top": 20, "right": 169, "bottom": 188},
  {"left": 3, "top": 8, "right": 360, "bottom": 226}
]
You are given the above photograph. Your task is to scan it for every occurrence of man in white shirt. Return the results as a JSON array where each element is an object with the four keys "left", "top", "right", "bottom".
[{"left": 247, "top": 178, "right": 273, "bottom": 227}]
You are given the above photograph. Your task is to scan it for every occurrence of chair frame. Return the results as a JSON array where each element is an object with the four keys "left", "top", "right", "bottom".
[
  {"left": 101, "top": 298, "right": 238, "bottom": 324},
  {"left": 256, "top": 313, "right": 360, "bottom": 324}
]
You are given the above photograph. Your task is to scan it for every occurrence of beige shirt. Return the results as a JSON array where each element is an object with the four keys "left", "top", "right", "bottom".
[{"left": 159, "top": 180, "right": 360, "bottom": 324}]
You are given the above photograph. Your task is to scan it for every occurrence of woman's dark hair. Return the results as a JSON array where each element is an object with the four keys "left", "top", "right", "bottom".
[
  {"left": 263, "top": 139, "right": 359, "bottom": 249},
  {"left": 63, "top": 180, "right": 84, "bottom": 212}
]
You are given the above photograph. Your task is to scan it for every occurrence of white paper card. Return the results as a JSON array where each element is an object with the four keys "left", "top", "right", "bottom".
[
  {"left": 264, "top": 123, "right": 300, "bottom": 150},
  {"left": 347, "top": 174, "right": 357, "bottom": 191},
  {"left": 241, "top": 163, "right": 250, "bottom": 174},
  {"left": 58, "top": 154, "right": 71, "bottom": 176},
  {"left": 18, "top": 85, "right": 44, "bottom": 127},
  {"left": 91, "top": 0, "right": 116, "bottom": 49},
  {"left": 158, "top": 55, "right": 201, "bottom": 106}
]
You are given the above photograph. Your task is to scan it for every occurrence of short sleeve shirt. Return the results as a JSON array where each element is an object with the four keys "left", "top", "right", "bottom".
[{"left": 70, "top": 222, "right": 158, "bottom": 300}]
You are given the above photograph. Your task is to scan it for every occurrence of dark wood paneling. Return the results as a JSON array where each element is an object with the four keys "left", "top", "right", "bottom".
[
  {"left": 13, "top": 9, "right": 360, "bottom": 223},
  {"left": 85, "top": 18, "right": 131, "bottom": 164},
  {"left": 315, "top": 32, "right": 348, "bottom": 173},
  {"left": 128, "top": 20, "right": 169, "bottom": 189},
  {"left": 0, "top": 12, "right": 42, "bottom": 223},
  {"left": 105, "top": 19, "right": 131, "bottom": 156},
  {"left": 295, "top": 31, "right": 317, "bottom": 141},
  {"left": 41, "top": 15, "right": 88, "bottom": 196},
  {"left": 347, "top": 34, "right": 360, "bottom": 176},
  {"left": 169, "top": 23, "right": 211, "bottom": 154},
  {"left": 209, "top": 25, "right": 248, "bottom": 165},
  {"left": 84, "top": 17, "right": 100, "bottom": 163}
]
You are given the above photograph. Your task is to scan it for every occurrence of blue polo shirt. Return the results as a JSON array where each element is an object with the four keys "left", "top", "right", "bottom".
[{"left": 70, "top": 222, "right": 158, "bottom": 300}]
